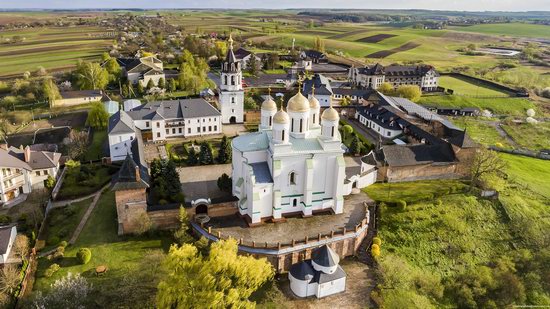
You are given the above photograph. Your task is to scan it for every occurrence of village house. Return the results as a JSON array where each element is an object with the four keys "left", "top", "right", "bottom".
[
  {"left": 117, "top": 56, "right": 165, "bottom": 87},
  {"left": 108, "top": 99, "right": 222, "bottom": 162},
  {"left": 349, "top": 63, "right": 439, "bottom": 91},
  {"left": 0, "top": 145, "right": 61, "bottom": 204},
  {"left": 300, "top": 50, "right": 329, "bottom": 64},
  {"left": 53, "top": 90, "right": 104, "bottom": 107},
  {"left": 233, "top": 47, "right": 262, "bottom": 70}
]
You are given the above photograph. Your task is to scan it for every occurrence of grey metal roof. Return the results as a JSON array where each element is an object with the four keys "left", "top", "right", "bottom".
[
  {"left": 250, "top": 162, "right": 273, "bottom": 184},
  {"left": 0, "top": 148, "right": 31, "bottom": 170},
  {"left": 232, "top": 132, "right": 269, "bottom": 153},
  {"left": 303, "top": 74, "right": 333, "bottom": 96},
  {"left": 0, "top": 225, "right": 15, "bottom": 255},
  {"left": 108, "top": 110, "right": 136, "bottom": 135},
  {"left": 382, "top": 143, "right": 457, "bottom": 167},
  {"left": 125, "top": 99, "right": 220, "bottom": 121},
  {"left": 312, "top": 245, "right": 340, "bottom": 268},
  {"left": 112, "top": 154, "right": 149, "bottom": 191},
  {"left": 289, "top": 260, "right": 316, "bottom": 280},
  {"left": 314, "top": 264, "right": 346, "bottom": 284}
]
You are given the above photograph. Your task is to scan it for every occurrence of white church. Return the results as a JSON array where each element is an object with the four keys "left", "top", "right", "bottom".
[{"left": 231, "top": 87, "right": 346, "bottom": 225}]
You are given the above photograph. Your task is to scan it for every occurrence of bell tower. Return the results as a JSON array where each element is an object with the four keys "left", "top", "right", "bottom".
[{"left": 219, "top": 34, "right": 244, "bottom": 124}]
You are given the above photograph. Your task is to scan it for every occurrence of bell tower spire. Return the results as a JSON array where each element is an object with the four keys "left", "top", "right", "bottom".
[{"left": 219, "top": 33, "right": 244, "bottom": 124}]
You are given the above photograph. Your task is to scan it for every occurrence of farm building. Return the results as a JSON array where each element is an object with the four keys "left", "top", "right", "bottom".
[
  {"left": 117, "top": 56, "right": 165, "bottom": 87},
  {"left": 54, "top": 90, "right": 104, "bottom": 107},
  {"left": 300, "top": 50, "right": 329, "bottom": 64},
  {"left": 289, "top": 245, "right": 346, "bottom": 298},
  {"left": 349, "top": 63, "right": 439, "bottom": 91}
]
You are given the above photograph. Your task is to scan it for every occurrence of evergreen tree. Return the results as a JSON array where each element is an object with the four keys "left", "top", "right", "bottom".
[
  {"left": 349, "top": 133, "right": 362, "bottom": 156},
  {"left": 42, "top": 78, "right": 61, "bottom": 108},
  {"left": 146, "top": 79, "right": 155, "bottom": 90},
  {"left": 216, "top": 135, "right": 232, "bottom": 163},
  {"left": 186, "top": 147, "right": 198, "bottom": 166},
  {"left": 86, "top": 102, "right": 109, "bottom": 129},
  {"left": 127, "top": 81, "right": 135, "bottom": 98},
  {"left": 137, "top": 82, "right": 145, "bottom": 96},
  {"left": 217, "top": 173, "right": 232, "bottom": 192},
  {"left": 168, "top": 79, "right": 177, "bottom": 92},
  {"left": 248, "top": 53, "right": 259, "bottom": 76},
  {"left": 158, "top": 77, "right": 166, "bottom": 89},
  {"left": 164, "top": 160, "right": 182, "bottom": 197},
  {"left": 199, "top": 142, "right": 214, "bottom": 165}
]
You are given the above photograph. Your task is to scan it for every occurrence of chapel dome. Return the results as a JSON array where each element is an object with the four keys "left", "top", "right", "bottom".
[
  {"left": 287, "top": 92, "right": 310, "bottom": 113},
  {"left": 273, "top": 109, "right": 290, "bottom": 124},
  {"left": 261, "top": 97, "right": 277, "bottom": 111},
  {"left": 309, "top": 96, "right": 320, "bottom": 109},
  {"left": 322, "top": 107, "right": 339, "bottom": 121}
]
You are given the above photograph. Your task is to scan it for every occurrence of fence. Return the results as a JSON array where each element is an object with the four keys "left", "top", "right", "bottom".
[
  {"left": 440, "top": 72, "right": 529, "bottom": 98},
  {"left": 489, "top": 146, "right": 550, "bottom": 160}
]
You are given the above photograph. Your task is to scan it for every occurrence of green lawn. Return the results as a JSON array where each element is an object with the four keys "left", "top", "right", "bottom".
[
  {"left": 57, "top": 163, "right": 117, "bottom": 200},
  {"left": 499, "top": 153, "right": 550, "bottom": 198},
  {"left": 439, "top": 75, "right": 512, "bottom": 96},
  {"left": 501, "top": 122, "right": 550, "bottom": 151},
  {"left": 449, "top": 23, "right": 550, "bottom": 39},
  {"left": 83, "top": 129, "right": 108, "bottom": 161},
  {"left": 451, "top": 117, "right": 513, "bottom": 148},
  {"left": 418, "top": 95, "right": 535, "bottom": 116},
  {"left": 39, "top": 197, "right": 93, "bottom": 250},
  {"left": 364, "top": 180, "right": 467, "bottom": 203},
  {"left": 33, "top": 191, "right": 172, "bottom": 308}
]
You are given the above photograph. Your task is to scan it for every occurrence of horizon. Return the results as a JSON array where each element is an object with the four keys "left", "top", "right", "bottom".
[{"left": 1, "top": 0, "right": 549, "bottom": 13}]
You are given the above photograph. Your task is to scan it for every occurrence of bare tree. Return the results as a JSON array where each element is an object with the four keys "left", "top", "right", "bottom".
[
  {"left": 470, "top": 148, "right": 507, "bottom": 190},
  {"left": 13, "top": 235, "right": 29, "bottom": 260},
  {"left": 67, "top": 130, "right": 89, "bottom": 160},
  {"left": 0, "top": 265, "right": 20, "bottom": 295}
]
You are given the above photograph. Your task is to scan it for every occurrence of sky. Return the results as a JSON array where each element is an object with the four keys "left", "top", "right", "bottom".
[{"left": 0, "top": 0, "right": 549, "bottom": 11}]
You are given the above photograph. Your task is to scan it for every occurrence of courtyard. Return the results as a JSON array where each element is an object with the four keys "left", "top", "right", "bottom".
[
  {"left": 204, "top": 192, "right": 371, "bottom": 245},
  {"left": 178, "top": 164, "right": 232, "bottom": 202}
]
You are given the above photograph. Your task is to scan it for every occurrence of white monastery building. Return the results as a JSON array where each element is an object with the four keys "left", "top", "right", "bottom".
[
  {"left": 289, "top": 245, "right": 347, "bottom": 298},
  {"left": 219, "top": 35, "right": 244, "bottom": 124},
  {"left": 0, "top": 146, "right": 61, "bottom": 204},
  {"left": 349, "top": 63, "right": 439, "bottom": 91},
  {"left": 108, "top": 99, "right": 221, "bottom": 162},
  {"left": 231, "top": 90, "right": 346, "bottom": 225}
]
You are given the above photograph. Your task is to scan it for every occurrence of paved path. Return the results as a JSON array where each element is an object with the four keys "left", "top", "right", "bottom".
[{"left": 68, "top": 189, "right": 104, "bottom": 245}]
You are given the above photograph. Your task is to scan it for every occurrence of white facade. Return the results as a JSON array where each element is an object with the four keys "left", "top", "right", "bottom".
[
  {"left": 349, "top": 64, "right": 439, "bottom": 91},
  {"left": 231, "top": 92, "right": 345, "bottom": 225},
  {"left": 355, "top": 110, "right": 402, "bottom": 139},
  {"left": 0, "top": 147, "right": 60, "bottom": 204},
  {"left": 0, "top": 226, "right": 16, "bottom": 264},
  {"left": 219, "top": 35, "right": 244, "bottom": 124}
]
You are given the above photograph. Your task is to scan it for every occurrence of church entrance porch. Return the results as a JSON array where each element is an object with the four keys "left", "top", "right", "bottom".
[{"left": 229, "top": 116, "right": 237, "bottom": 124}]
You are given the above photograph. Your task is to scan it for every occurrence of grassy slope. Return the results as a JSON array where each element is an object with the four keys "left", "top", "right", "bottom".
[
  {"left": 40, "top": 197, "right": 93, "bottom": 249},
  {"left": 34, "top": 191, "right": 171, "bottom": 307},
  {"left": 418, "top": 95, "right": 535, "bottom": 116},
  {"left": 451, "top": 117, "right": 513, "bottom": 148},
  {"left": 438, "top": 75, "right": 511, "bottom": 96},
  {"left": 501, "top": 122, "right": 550, "bottom": 151}
]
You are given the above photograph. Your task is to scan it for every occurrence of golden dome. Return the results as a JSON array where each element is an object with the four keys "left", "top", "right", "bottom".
[
  {"left": 309, "top": 96, "right": 320, "bottom": 109},
  {"left": 273, "top": 109, "right": 290, "bottom": 124},
  {"left": 322, "top": 107, "right": 339, "bottom": 121},
  {"left": 287, "top": 91, "right": 310, "bottom": 113},
  {"left": 261, "top": 97, "right": 277, "bottom": 111}
]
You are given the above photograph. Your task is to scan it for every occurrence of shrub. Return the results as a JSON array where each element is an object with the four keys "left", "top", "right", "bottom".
[
  {"left": 435, "top": 198, "right": 443, "bottom": 207},
  {"left": 47, "top": 236, "right": 60, "bottom": 246},
  {"left": 173, "top": 192, "right": 186, "bottom": 204},
  {"left": 76, "top": 248, "right": 91, "bottom": 265},
  {"left": 44, "top": 264, "right": 60, "bottom": 277},
  {"left": 397, "top": 200, "right": 407, "bottom": 211},
  {"left": 0, "top": 215, "right": 11, "bottom": 224},
  {"left": 58, "top": 241, "right": 68, "bottom": 248},
  {"left": 373, "top": 237, "right": 382, "bottom": 246},
  {"left": 53, "top": 251, "right": 64, "bottom": 261},
  {"left": 159, "top": 199, "right": 168, "bottom": 205},
  {"left": 371, "top": 244, "right": 381, "bottom": 257}
]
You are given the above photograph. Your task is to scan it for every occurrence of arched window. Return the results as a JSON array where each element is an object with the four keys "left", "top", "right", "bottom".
[
  {"left": 331, "top": 126, "right": 335, "bottom": 137},
  {"left": 231, "top": 76, "right": 235, "bottom": 85},
  {"left": 281, "top": 130, "right": 285, "bottom": 141},
  {"left": 299, "top": 119, "right": 303, "bottom": 132},
  {"left": 289, "top": 172, "right": 296, "bottom": 185},
  {"left": 292, "top": 199, "right": 297, "bottom": 207},
  {"left": 231, "top": 97, "right": 235, "bottom": 103},
  {"left": 224, "top": 75, "right": 228, "bottom": 85},
  {"left": 312, "top": 114, "right": 316, "bottom": 124},
  {"left": 291, "top": 119, "right": 294, "bottom": 132},
  {"left": 269, "top": 116, "right": 272, "bottom": 126}
]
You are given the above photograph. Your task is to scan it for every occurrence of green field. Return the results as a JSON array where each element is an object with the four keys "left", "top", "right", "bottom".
[
  {"left": 0, "top": 26, "right": 112, "bottom": 77},
  {"left": 449, "top": 23, "right": 550, "bottom": 39},
  {"left": 439, "top": 75, "right": 512, "bottom": 96},
  {"left": 418, "top": 95, "right": 535, "bottom": 116}
]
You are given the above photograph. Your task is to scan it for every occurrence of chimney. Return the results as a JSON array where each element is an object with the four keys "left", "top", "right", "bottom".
[
  {"left": 134, "top": 165, "right": 141, "bottom": 183},
  {"left": 24, "top": 146, "right": 31, "bottom": 162}
]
